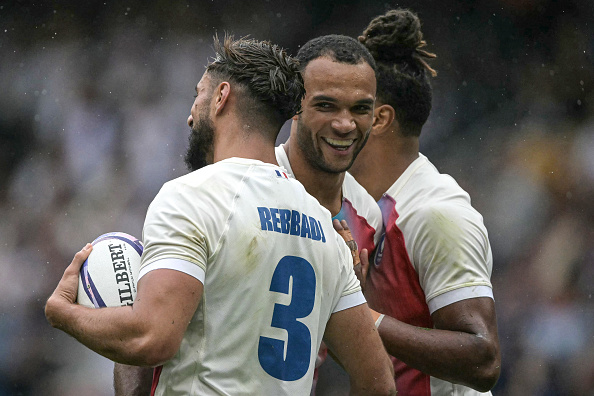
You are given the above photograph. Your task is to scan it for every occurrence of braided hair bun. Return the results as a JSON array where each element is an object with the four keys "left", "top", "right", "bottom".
[{"left": 359, "top": 9, "right": 436, "bottom": 77}]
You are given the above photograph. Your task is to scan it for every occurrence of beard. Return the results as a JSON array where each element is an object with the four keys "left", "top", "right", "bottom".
[
  {"left": 184, "top": 114, "right": 215, "bottom": 172},
  {"left": 295, "top": 119, "right": 370, "bottom": 174}
]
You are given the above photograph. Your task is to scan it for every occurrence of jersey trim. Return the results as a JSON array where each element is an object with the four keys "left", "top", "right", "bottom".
[
  {"left": 427, "top": 285, "right": 494, "bottom": 314},
  {"left": 333, "top": 290, "right": 366, "bottom": 313},
  {"left": 150, "top": 366, "right": 162, "bottom": 396},
  {"left": 275, "top": 144, "right": 294, "bottom": 175},
  {"left": 138, "top": 258, "right": 206, "bottom": 284}
]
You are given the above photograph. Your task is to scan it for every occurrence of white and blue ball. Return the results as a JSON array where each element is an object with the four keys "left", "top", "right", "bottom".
[{"left": 77, "top": 232, "right": 144, "bottom": 308}]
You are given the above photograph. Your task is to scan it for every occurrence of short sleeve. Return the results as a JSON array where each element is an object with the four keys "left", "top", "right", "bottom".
[
  {"left": 411, "top": 202, "right": 493, "bottom": 309},
  {"left": 139, "top": 181, "right": 209, "bottom": 278}
]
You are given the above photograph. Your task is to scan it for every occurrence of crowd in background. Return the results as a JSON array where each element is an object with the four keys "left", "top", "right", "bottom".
[{"left": 0, "top": 1, "right": 593, "bottom": 395}]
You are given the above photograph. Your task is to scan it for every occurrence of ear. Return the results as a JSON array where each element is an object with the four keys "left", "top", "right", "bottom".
[
  {"left": 371, "top": 104, "right": 396, "bottom": 136},
  {"left": 214, "top": 82, "right": 231, "bottom": 115}
]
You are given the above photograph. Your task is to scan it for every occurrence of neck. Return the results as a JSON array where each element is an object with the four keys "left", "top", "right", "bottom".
[
  {"left": 349, "top": 129, "right": 419, "bottom": 201},
  {"left": 284, "top": 139, "right": 344, "bottom": 216},
  {"left": 213, "top": 120, "right": 278, "bottom": 165}
]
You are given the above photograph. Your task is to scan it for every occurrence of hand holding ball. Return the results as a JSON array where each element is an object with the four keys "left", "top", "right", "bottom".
[{"left": 77, "top": 232, "right": 143, "bottom": 308}]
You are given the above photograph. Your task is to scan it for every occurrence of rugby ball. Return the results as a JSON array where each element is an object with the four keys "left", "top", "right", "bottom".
[{"left": 77, "top": 232, "right": 144, "bottom": 308}]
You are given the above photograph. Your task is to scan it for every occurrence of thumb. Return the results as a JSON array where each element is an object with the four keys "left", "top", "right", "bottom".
[{"left": 66, "top": 243, "right": 93, "bottom": 275}]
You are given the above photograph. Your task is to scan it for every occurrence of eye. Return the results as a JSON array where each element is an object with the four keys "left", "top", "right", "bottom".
[
  {"left": 193, "top": 94, "right": 198, "bottom": 98},
  {"left": 353, "top": 105, "right": 372, "bottom": 114},
  {"left": 315, "top": 102, "right": 334, "bottom": 111}
]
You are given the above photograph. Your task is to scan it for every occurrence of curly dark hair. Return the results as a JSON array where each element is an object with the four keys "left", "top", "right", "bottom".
[
  {"left": 296, "top": 34, "right": 376, "bottom": 73},
  {"left": 206, "top": 35, "right": 305, "bottom": 130},
  {"left": 359, "top": 9, "right": 436, "bottom": 137}
]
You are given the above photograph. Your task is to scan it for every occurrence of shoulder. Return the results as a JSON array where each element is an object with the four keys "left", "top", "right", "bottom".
[
  {"left": 394, "top": 156, "right": 490, "bottom": 246},
  {"left": 342, "top": 172, "right": 382, "bottom": 222},
  {"left": 343, "top": 171, "right": 377, "bottom": 205},
  {"left": 150, "top": 160, "right": 262, "bottom": 213},
  {"left": 154, "top": 163, "right": 224, "bottom": 198},
  {"left": 393, "top": 155, "right": 479, "bottom": 219},
  {"left": 404, "top": 156, "right": 470, "bottom": 200},
  {"left": 401, "top": 188, "right": 487, "bottom": 248},
  {"left": 413, "top": 200, "right": 486, "bottom": 238},
  {"left": 274, "top": 144, "right": 293, "bottom": 176}
]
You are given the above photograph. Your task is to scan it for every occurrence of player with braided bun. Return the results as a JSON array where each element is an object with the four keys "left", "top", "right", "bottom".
[
  {"left": 358, "top": 9, "right": 436, "bottom": 144},
  {"left": 45, "top": 34, "right": 396, "bottom": 395},
  {"left": 351, "top": 9, "right": 501, "bottom": 395},
  {"left": 360, "top": 8, "right": 436, "bottom": 76}
]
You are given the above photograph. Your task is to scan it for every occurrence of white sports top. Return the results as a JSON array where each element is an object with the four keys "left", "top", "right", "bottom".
[
  {"left": 139, "top": 158, "right": 364, "bottom": 396},
  {"left": 367, "top": 153, "right": 494, "bottom": 396}
]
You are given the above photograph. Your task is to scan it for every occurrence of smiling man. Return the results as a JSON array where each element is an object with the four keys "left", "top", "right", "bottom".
[
  {"left": 46, "top": 35, "right": 396, "bottom": 396},
  {"left": 112, "top": 34, "right": 387, "bottom": 396},
  {"left": 276, "top": 34, "right": 384, "bottom": 393},
  {"left": 280, "top": 34, "right": 381, "bottom": 240}
]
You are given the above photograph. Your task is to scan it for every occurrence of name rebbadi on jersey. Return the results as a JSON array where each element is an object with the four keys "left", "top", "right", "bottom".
[{"left": 257, "top": 207, "right": 326, "bottom": 243}]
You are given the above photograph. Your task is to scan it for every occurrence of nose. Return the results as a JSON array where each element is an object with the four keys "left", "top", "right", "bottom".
[
  {"left": 331, "top": 110, "right": 355, "bottom": 134},
  {"left": 187, "top": 114, "right": 193, "bottom": 127}
]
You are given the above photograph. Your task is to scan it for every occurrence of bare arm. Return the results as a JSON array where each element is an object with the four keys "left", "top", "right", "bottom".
[
  {"left": 114, "top": 363, "right": 153, "bottom": 396},
  {"left": 378, "top": 297, "right": 501, "bottom": 392},
  {"left": 323, "top": 303, "right": 396, "bottom": 395},
  {"left": 45, "top": 245, "right": 203, "bottom": 366},
  {"left": 347, "top": 216, "right": 501, "bottom": 392}
]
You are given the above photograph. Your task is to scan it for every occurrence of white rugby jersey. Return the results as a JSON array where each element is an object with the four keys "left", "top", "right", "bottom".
[
  {"left": 139, "top": 157, "right": 365, "bottom": 396},
  {"left": 366, "top": 153, "right": 494, "bottom": 396},
  {"left": 275, "top": 144, "right": 382, "bottom": 391}
]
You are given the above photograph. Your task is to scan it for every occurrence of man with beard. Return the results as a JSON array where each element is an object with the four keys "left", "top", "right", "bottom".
[
  {"left": 183, "top": 104, "right": 215, "bottom": 171},
  {"left": 45, "top": 35, "right": 396, "bottom": 396},
  {"left": 278, "top": 34, "right": 382, "bottom": 261},
  {"left": 114, "top": 34, "right": 386, "bottom": 395}
]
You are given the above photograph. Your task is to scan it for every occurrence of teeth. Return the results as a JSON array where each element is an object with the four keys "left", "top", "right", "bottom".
[{"left": 323, "top": 137, "right": 354, "bottom": 148}]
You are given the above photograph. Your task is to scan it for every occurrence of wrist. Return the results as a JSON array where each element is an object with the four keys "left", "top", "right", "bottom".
[
  {"left": 45, "top": 294, "right": 72, "bottom": 329},
  {"left": 44, "top": 296, "right": 60, "bottom": 328}
]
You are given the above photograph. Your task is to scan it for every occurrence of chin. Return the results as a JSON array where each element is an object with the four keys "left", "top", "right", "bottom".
[
  {"left": 328, "top": 154, "right": 355, "bottom": 172},
  {"left": 323, "top": 160, "right": 353, "bottom": 174}
]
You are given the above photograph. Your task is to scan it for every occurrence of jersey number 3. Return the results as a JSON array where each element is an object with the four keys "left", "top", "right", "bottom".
[{"left": 258, "top": 256, "right": 316, "bottom": 381}]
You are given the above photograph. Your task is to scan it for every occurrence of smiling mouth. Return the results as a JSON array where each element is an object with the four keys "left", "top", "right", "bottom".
[{"left": 322, "top": 137, "right": 355, "bottom": 151}]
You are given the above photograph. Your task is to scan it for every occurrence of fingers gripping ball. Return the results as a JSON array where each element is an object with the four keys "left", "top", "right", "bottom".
[{"left": 77, "top": 232, "right": 143, "bottom": 308}]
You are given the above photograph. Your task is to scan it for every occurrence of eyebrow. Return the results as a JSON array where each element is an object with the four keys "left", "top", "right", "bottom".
[
  {"left": 311, "top": 95, "right": 337, "bottom": 103},
  {"left": 311, "top": 95, "right": 374, "bottom": 106},
  {"left": 354, "top": 98, "right": 375, "bottom": 106}
]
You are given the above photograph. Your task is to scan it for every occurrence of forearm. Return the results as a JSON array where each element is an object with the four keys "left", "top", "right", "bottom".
[
  {"left": 378, "top": 316, "right": 499, "bottom": 391},
  {"left": 46, "top": 298, "right": 161, "bottom": 366},
  {"left": 349, "top": 378, "right": 398, "bottom": 396},
  {"left": 114, "top": 363, "right": 153, "bottom": 396},
  {"left": 45, "top": 247, "right": 201, "bottom": 368},
  {"left": 325, "top": 304, "right": 397, "bottom": 395}
]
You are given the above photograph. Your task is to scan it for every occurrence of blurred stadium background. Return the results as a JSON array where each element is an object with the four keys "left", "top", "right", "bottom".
[{"left": 1, "top": 1, "right": 593, "bottom": 395}]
